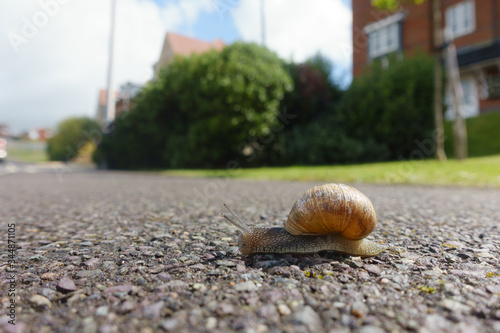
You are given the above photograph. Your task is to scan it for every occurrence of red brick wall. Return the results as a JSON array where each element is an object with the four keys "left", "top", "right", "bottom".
[
  {"left": 352, "top": 0, "right": 433, "bottom": 77},
  {"left": 352, "top": 0, "right": 500, "bottom": 77},
  {"left": 479, "top": 97, "right": 500, "bottom": 112},
  {"left": 442, "top": 0, "right": 499, "bottom": 49}
]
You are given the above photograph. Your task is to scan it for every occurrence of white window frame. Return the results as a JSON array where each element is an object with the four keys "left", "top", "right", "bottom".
[
  {"left": 445, "top": 76, "right": 479, "bottom": 119},
  {"left": 364, "top": 12, "right": 404, "bottom": 59},
  {"left": 445, "top": 0, "right": 475, "bottom": 39}
]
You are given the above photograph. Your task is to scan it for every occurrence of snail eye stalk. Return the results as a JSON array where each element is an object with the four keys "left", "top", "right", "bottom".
[{"left": 221, "top": 203, "right": 250, "bottom": 234}]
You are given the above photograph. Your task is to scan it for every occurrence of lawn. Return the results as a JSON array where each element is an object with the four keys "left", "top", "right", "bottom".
[
  {"left": 444, "top": 111, "right": 500, "bottom": 157},
  {"left": 5, "top": 140, "right": 48, "bottom": 163},
  {"left": 162, "top": 154, "right": 500, "bottom": 187}
]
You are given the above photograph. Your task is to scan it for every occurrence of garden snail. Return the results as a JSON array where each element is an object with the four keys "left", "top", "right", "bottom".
[{"left": 221, "top": 183, "right": 387, "bottom": 257}]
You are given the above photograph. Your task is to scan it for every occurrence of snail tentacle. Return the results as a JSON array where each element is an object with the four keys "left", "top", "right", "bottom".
[{"left": 221, "top": 203, "right": 250, "bottom": 234}]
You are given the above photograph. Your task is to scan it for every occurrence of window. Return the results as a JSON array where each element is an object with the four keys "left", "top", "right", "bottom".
[
  {"left": 368, "top": 23, "right": 400, "bottom": 59},
  {"left": 445, "top": 76, "right": 479, "bottom": 119},
  {"left": 446, "top": 1, "right": 475, "bottom": 39},
  {"left": 364, "top": 12, "right": 404, "bottom": 59}
]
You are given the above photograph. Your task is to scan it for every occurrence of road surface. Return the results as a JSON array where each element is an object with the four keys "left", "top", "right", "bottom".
[{"left": 0, "top": 166, "right": 499, "bottom": 332}]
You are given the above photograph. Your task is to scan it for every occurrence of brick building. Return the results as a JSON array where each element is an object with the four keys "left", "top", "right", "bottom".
[
  {"left": 352, "top": 0, "right": 500, "bottom": 117},
  {"left": 153, "top": 32, "right": 225, "bottom": 79}
]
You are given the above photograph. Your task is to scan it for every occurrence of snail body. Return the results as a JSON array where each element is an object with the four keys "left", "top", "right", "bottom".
[{"left": 221, "top": 184, "right": 386, "bottom": 257}]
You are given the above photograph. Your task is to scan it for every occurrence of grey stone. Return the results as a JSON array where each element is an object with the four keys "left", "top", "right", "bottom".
[
  {"left": 143, "top": 301, "right": 164, "bottom": 319},
  {"left": 234, "top": 281, "right": 257, "bottom": 292},
  {"left": 29, "top": 295, "right": 51, "bottom": 309},
  {"left": 75, "top": 269, "right": 103, "bottom": 279},
  {"left": 83, "top": 258, "right": 100, "bottom": 269},
  {"left": 216, "top": 303, "right": 234, "bottom": 316},
  {"left": 364, "top": 264, "right": 382, "bottom": 275},
  {"left": 292, "top": 306, "right": 321, "bottom": 332},
  {"left": 160, "top": 318, "right": 179, "bottom": 331},
  {"left": 56, "top": 276, "right": 77, "bottom": 293}
]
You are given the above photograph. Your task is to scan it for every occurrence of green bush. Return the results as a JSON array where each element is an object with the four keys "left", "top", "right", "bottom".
[
  {"left": 280, "top": 53, "right": 435, "bottom": 165},
  {"left": 94, "top": 42, "right": 293, "bottom": 169},
  {"left": 341, "top": 53, "right": 435, "bottom": 160},
  {"left": 280, "top": 111, "right": 390, "bottom": 165},
  {"left": 48, "top": 117, "right": 101, "bottom": 161}
]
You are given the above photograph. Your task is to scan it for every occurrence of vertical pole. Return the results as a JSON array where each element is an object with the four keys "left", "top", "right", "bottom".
[
  {"left": 432, "top": 0, "right": 447, "bottom": 161},
  {"left": 444, "top": 27, "right": 467, "bottom": 160},
  {"left": 261, "top": 0, "right": 265, "bottom": 46},
  {"left": 106, "top": 0, "right": 117, "bottom": 124}
]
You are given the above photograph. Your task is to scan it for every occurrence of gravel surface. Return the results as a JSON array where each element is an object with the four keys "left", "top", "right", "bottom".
[{"left": 0, "top": 170, "right": 499, "bottom": 333}]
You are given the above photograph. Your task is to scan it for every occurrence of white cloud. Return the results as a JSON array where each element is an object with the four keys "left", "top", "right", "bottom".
[
  {"left": 0, "top": 0, "right": 353, "bottom": 134},
  {"left": 0, "top": 0, "right": 214, "bottom": 133},
  {"left": 232, "top": 0, "right": 352, "bottom": 69}
]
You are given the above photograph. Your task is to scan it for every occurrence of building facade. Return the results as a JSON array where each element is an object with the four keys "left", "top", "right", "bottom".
[{"left": 352, "top": 0, "right": 500, "bottom": 117}]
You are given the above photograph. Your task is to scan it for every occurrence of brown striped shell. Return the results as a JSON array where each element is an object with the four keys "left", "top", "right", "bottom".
[{"left": 285, "top": 184, "right": 377, "bottom": 240}]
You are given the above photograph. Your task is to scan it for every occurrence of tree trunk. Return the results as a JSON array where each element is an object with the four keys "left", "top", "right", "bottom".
[
  {"left": 432, "top": 0, "right": 447, "bottom": 161},
  {"left": 443, "top": 29, "right": 468, "bottom": 160}
]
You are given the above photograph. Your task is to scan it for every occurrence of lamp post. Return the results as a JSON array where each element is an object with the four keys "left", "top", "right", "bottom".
[
  {"left": 261, "top": 0, "right": 265, "bottom": 46},
  {"left": 105, "top": 0, "right": 117, "bottom": 125}
]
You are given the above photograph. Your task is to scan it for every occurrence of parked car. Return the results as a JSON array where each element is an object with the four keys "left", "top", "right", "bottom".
[{"left": 0, "top": 138, "right": 7, "bottom": 162}]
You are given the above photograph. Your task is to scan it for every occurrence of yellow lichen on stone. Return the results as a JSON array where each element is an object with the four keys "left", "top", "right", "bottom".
[{"left": 417, "top": 285, "right": 437, "bottom": 294}]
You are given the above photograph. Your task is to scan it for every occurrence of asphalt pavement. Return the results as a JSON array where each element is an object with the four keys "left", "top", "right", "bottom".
[{"left": 0, "top": 167, "right": 499, "bottom": 332}]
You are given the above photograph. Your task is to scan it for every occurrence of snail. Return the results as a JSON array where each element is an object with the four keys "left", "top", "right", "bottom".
[{"left": 221, "top": 183, "right": 387, "bottom": 257}]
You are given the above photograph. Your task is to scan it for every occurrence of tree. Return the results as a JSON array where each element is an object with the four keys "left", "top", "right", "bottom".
[
  {"left": 47, "top": 117, "right": 101, "bottom": 161},
  {"left": 371, "top": 0, "right": 464, "bottom": 161},
  {"left": 281, "top": 53, "right": 342, "bottom": 128},
  {"left": 94, "top": 42, "right": 293, "bottom": 169}
]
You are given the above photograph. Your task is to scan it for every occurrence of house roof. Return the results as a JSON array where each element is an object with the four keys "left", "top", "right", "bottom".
[{"left": 165, "top": 32, "right": 225, "bottom": 57}]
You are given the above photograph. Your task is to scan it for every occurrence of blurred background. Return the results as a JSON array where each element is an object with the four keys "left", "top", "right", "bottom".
[{"left": 1, "top": 0, "right": 499, "bottom": 186}]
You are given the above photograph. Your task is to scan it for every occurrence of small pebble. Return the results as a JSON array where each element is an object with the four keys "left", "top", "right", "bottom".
[
  {"left": 160, "top": 318, "right": 178, "bottom": 331},
  {"left": 206, "top": 317, "right": 217, "bottom": 330},
  {"left": 83, "top": 258, "right": 100, "bottom": 269},
  {"left": 292, "top": 306, "right": 321, "bottom": 332},
  {"left": 143, "top": 301, "right": 164, "bottom": 319},
  {"left": 234, "top": 281, "right": 257, "bottom": 292},
  {"left": 41, "top": 272, "right": 57, "bottom": 281},
  {"left": 364, "top": 264, "right": 382, "bottom": 275},
  {"left": 216, "top": 303, "right": 234, "bottom": 316},
  {"left": 277, "top": 304, "right": 291, "bottom": 316},
  {"left": 351, "top": 301, "right": 368, "bottom": 318},
  {"left": 95, "top": 306, "right": 108, "bottom": 316},
  {"left": 56, "top": 277, "right": 77, "bottom": 293},
  {"left": 75, "top": 269, "right": 103, "bottom": 279},
  {"left": 29, "top": 295, "right": 51, "bottom": 309}
]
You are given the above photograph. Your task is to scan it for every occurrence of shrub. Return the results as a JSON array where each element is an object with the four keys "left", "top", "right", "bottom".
[
  {"left": 95, "top": 42, "right": 293, "bottom": 169},
  {"left": 48, "top": 117, "right": 101, "bottom": 161},
  {"left": 341, "top": 53, "right": 435, "bottom": 160},
  {"left": 280, "top": 53, "right": 435, "bottom": 165}
]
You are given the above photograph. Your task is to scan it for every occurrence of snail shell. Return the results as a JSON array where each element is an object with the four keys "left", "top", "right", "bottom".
[{"left": 285, "top": 183, "right": 376, "bottom": 240}]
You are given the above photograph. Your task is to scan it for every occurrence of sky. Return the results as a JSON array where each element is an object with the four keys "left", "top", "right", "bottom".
[{"left": 0, "top": 0, "right": 353, "bottom": 134}]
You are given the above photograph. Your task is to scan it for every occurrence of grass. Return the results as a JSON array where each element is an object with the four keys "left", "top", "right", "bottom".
[
  {"left": 6, "top": 149, "right": 48, "bottom": 163},
  {"left": 5, "top": 141, "right": 49, "bottom": 163},
  {"left": 162, "top": 154, "right": 500, "bottom": 187},
  {"left": 444, "top": 111, "right": 500, "bottom": 158}
]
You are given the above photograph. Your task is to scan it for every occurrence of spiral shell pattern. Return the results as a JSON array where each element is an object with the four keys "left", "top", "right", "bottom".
[{"left": 284, "top": 184, "right": 377, "bottom": 240}]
